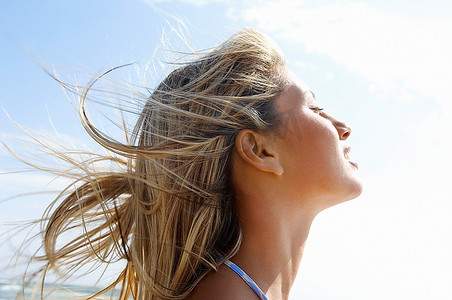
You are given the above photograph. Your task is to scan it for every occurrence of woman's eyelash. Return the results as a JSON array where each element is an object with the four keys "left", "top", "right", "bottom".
[{"left": 309, "top": 106, "right": 324, "bottom": 114}]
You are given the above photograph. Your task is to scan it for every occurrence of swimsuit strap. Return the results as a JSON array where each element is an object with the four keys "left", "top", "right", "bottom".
[{"left": 224, "top": 259, "right": 268, "bottom": 300}]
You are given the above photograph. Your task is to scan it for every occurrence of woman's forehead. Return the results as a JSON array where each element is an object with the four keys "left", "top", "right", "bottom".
[
  {"left": 285, "top": 69, "right": 315, "bottom": 98},
  {"left": 282, "top": 69, "right": 316, "bottom": 106}
]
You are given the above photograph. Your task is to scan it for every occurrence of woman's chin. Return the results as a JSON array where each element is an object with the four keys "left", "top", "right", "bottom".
[{"left": 321, "top": 180, "right": 363, "bottom": 210}]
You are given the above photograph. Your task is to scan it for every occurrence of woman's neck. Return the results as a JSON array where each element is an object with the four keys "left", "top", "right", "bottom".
[{"left": 232, "top": 198, "right": 317, "bottom": 300}]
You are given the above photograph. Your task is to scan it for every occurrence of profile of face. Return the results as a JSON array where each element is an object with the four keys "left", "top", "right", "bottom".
[{"left": 270, "top": 69, "right": 362, "bottom": 211}]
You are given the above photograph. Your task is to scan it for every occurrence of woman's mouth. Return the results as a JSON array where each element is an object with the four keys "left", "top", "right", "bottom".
[{"left": 343, "top": 146, "right": 359, "bottom": 169}]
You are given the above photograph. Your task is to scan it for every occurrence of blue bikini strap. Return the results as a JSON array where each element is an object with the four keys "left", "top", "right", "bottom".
[{"left": 224, "top": 259, "right": 268, "bottom": 300}]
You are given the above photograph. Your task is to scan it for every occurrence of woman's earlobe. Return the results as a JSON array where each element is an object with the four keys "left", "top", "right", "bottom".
[{"left": 235, "top": 130, "right": 284, "bottom": 176}]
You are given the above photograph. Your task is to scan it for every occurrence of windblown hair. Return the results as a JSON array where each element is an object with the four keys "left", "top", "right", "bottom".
[{"left": 25, "top": 28, "right": 286, "bottom": 299}]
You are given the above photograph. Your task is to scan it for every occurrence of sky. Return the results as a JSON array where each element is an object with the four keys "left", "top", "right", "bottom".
[{"left": 1, "top": 0, "right": 452, "bottom": 299}]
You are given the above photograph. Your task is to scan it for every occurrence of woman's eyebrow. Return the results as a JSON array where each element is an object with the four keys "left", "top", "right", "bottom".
[{"left": 303, "top": 90, "right": 316, "bottom": 102}]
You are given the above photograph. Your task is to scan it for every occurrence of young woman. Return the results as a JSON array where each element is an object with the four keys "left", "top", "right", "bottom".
[{"left": 19, "top": 28, "right": 362, "bottom": 299}]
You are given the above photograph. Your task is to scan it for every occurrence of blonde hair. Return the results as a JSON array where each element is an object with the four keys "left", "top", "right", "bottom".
[{"left": 23, "top": 28, "right": 286, "bottom": 299}]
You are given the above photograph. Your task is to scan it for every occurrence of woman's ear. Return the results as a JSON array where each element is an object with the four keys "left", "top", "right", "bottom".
[{"left": 235, "top": 129, "right": 284, "bottom": 176}]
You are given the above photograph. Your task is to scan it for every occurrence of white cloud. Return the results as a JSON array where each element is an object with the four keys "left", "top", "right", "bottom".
[{"left": 239, "top": 1, "right": 452, "bottom": 110}]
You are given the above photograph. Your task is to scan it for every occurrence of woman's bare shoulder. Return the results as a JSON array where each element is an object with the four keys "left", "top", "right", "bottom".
[{"left": 186, "top": 264, "right": 258, "bottom": 300}]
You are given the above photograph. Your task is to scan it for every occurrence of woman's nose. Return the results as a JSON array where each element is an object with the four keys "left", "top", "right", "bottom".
[
  {"left": 330, "top": 117, "right": 351, "bottom": 140},
  {"left": 337, "top": 123, "right": 351, "bottom": 140}
]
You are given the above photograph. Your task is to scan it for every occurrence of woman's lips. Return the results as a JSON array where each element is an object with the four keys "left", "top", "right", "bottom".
[
  {"left": 343, "top": 146, "right": 351, "bottom": 159},
  {"left": 349, "top": 160, "right": 359, "bottom": 169},
  {"left": 343, "top": 146, "right": 359, "bottom": 169}
]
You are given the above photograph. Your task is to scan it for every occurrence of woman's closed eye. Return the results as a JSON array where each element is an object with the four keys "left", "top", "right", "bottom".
[{"left": 309, "top": 106, "right": 324, "bottom": 114}]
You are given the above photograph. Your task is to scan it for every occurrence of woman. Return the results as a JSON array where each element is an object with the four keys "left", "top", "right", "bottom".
[{"left": 21, "top": 28, "right": 361, "bottom": 299}]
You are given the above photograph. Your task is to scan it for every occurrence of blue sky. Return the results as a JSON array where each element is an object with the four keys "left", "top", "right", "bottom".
[{"left": 1, "top": 1, "right": 452, "bottom": 299}]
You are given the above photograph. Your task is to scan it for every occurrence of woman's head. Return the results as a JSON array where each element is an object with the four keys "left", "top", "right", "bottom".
[
  {"left": 228, "top": 68, "right": 362, "bottom": 225},
  {"left": 122, "top": 28, "right": 288, "bottom": 297}
]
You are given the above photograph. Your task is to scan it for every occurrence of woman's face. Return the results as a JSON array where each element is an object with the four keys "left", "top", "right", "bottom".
[{"left": 272, "top": 70, "right": 362, "bottom": 209}]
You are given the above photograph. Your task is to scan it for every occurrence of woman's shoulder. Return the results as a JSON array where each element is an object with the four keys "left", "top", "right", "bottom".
[{"left": 186, "top": 264, "right": 258, "bottom": 300}]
